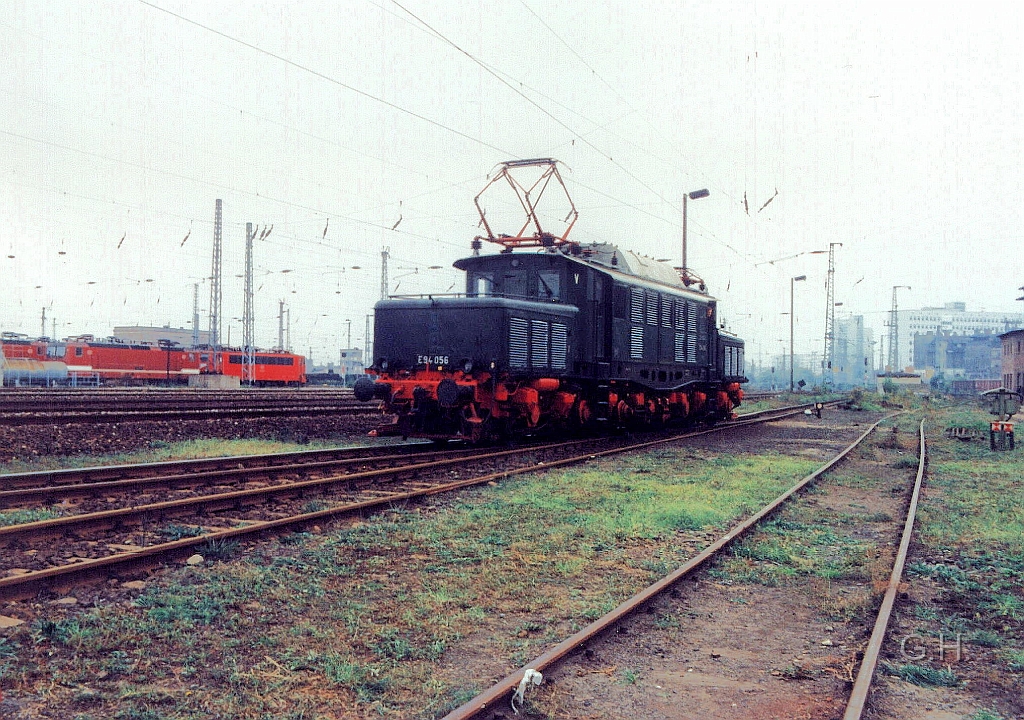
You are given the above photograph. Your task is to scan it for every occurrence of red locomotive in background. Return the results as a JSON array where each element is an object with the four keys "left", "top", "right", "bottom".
[{"left": 1, "top": 333, "right": 306, "bottom": 386}]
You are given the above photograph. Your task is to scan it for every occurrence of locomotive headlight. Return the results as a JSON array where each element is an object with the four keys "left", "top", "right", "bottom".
[
  {"left": 463, "top": 359, "right": 473, "bottom": 373},
  {"left": 380, "top": 359, "right": 389, "bottom": 371}
]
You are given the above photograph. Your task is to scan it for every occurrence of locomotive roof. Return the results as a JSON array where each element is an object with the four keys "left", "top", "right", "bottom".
[
  {"left": 455, "top": 243, "right": 716, "bottom": 301},
  {"left": 378, "top": 296, "right": 579, "bottom": 317}
]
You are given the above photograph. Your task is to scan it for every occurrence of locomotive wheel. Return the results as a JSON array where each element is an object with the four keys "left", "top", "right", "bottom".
[{"left": 574, "top": 399, "right": 592, "bottom": 427}]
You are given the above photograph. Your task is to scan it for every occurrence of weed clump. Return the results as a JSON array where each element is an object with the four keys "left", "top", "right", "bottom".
[{"left": 882, "top": 662, "right": 960, "bottom": 687}]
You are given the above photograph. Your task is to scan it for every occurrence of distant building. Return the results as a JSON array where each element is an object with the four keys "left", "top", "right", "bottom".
[
  {"left": 113, "top": 325, "right": 209, "bottom": 348},
  {"left": 833, "top": 315, "right": 875, "bottom": 387},
  {"left": 1000, "top": 329, "right": 1024, "bottom": 394},
  {"left": 913, "top": 331, "right": 1003, "bottom": 380},
  {"left": 894, "top": 303, "right": 1021, "bottom": 371},
  {"left": 338, "top": 347, "right": 365, "bottom": 378}
]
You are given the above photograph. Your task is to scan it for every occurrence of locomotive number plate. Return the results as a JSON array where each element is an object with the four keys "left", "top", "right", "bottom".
[{"left": 417, "top": 355, "right": 450, "bottom": 365}]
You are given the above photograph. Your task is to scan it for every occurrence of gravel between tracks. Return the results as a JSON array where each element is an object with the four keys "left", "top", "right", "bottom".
[{"left": 0, "top": 414, "right": 377, "bottom": 463}]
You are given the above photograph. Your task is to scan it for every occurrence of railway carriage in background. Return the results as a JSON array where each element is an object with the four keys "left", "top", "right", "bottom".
[
  {"left": 355, "top": 159, "right": 745, "bottom": 441},
  {"left": 0, "top": 332, "right": 306, "bottom": 386}
]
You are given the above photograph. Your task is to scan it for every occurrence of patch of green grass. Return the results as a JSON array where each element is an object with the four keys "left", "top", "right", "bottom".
[
  {"left": 919, "top": 459, "right": 1024, "bottom": 547},
  {"left": 425, "top": 684, "right": 483, "bottom": 718},
  {"left": 907, "top": 561, "right": 981, "bottom": 592},
  {"left": 881, "top": 662, "right": 960, "bottom": 687},
  {"left": 969, "top": 629, "right": 1003, "bottom": 648},
  {"left": 314, "top": 653, "right": 390, "bottom": 700},
  {"left": 300, "top": 499, "right": 330, "bottom": 513},
  {"left": 891, "top": 455, "right": 920, "bottom": 469},
  {"left": 1003, "top": 649, "right": 1024, "bottom": 671},
  {"left": 982, "top": 594, "right": 1023, "bottom": 620},
  {"left": 30, "top": 618, "right": 92, "bottom": 647},
  {"left": 912, "top": 604, "right": 939, "bottom": 621},
  {"left": 157, "top": 524, "right": 204, "bottom": 541},
  {"left": 201, "top": 537, "right": 239, "bottom": 561},
  {"left": 0, "top": 507, "right": 63, "bottom": 527},
  {"left": 713, "top": 512, "right": 876, "bottom": 587},
  {"left": 965, "top": 710, "right": 1005, "bottom": 720}
]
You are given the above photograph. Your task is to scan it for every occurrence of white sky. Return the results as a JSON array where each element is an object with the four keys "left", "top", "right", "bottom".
[{"left": 2, "top": 1, "right": 1023, "bottom": 366}]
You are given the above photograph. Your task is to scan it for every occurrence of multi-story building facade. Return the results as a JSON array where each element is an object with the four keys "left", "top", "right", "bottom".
[
  {"left": 895, "top": 303, "right": 1022, "bottom": 371},
  {"left": 913, "top": 331, "right": 1002, "bottom": 380},
  {"left": 1001, "top": 329, "right": 1024, "bottom": 394},
  {"left": 833, "top": 315, "right": 875, "bottom": 387},
  {"left": 338, "top": 347, "right": 365, "bottom": 379}
]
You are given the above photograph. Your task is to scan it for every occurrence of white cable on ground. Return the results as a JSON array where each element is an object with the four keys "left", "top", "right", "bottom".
[{"left": 510, "top": 669, "right": 543, "bottom": 714}]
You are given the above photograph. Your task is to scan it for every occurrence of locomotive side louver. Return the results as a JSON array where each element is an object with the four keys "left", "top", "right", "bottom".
[
  {"left": 630, "top": 288, "right": 644, "bottom": 324},
  {"left": 531, "top": 320, "right": 550, "bottom": 367},
  {"left": 674, "top": 298, "right": 686, "bottom": 331},
  {"left": 509, "top": 317, "right": 529, "bottom": 368},
  {"left": 630, "top": 325, "right": 644, "bottom": 359},
  {"left": 550, "top": 322, "right": 568, "bottom": 370},
  {"left": 674, "top": 331, "right": 686, "bottom": 363}
]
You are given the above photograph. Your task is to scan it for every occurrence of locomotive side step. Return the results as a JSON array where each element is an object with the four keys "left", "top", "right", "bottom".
[{"left": 593, "top": 383, "right": 611, "bottom": 422}]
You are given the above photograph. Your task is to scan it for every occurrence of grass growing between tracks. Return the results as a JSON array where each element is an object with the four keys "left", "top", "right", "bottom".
[
  {"left": 1, "top": 448, "right": 820, "bottom": 719},
  {"left": 891, "top": 404, "right": 1024, "bottom": 716},
  {"left": 706, "top": 452, "right": 907, "bottom": 620}
]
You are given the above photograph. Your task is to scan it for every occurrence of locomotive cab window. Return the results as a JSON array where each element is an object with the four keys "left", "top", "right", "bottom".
[
  {"left": 467, "top": 272, "right": 494, "bottom": 297},
  {"left": 502, "top": 271, "right": 529, "bottom": 298},
  {"left": 537, "top": 271, "right": 561, "bottom": 301}
]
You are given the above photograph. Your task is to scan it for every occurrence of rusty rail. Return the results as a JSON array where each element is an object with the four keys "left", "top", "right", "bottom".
[
  {"left": 440, "top": 414, "right": 891, "bottom": 720},
  {"left": 841, "top": 419, "right": 927, "bottom": 719}
]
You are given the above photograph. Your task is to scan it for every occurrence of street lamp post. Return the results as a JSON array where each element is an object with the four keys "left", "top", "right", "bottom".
[
  {"left": 790, "top": 275, "right": 806, "bottom": 392},
  {"left": 681, "top": 188, "right": 709, "bottom": 281}
]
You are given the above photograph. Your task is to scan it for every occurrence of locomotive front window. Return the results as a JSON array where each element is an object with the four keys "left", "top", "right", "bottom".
[
  {"left": 537, "top": 271, "right": 561, "bottom": 301},
  {"left": 503, "top": 272, "right": 529, "bottom": 298}
]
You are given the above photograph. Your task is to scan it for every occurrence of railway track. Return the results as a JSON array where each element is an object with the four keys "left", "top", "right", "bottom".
[
  {"left": 0, "top": 404, "right": 818, "bottom": 602},
  {"left": 0, "top": 387, "right": 353, "bottom": 403},
  {"left": 0, "top": 388, "right": 793, "bottom": 424},
  {"left": 0, "top": 388, "right": 371, "bottom": 425},
  {"left": 0, "top": 403, "right": 376, "bottom": 426},
  {"left": 440, "top": 415, "right": 925, "bottom": 720}
]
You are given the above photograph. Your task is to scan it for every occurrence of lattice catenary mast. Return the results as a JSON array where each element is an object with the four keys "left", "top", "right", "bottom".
[
  {"left": 192, "top": 284, "right": 200, "bottom": 348},
  {"left": 209, "top": 199, "right": 223, "bottom": 367},
  {"left": 887, "top": 285, "right": 910, "bottom": 371},
  {"left": 822, "top": 242, "right": 842, "bottom": 387},
  {"left": 380, "top": 247, "right": 390, "bottom": 301},
  {"left": 243, "top": 222, "right": 255, "bottom": 384}
]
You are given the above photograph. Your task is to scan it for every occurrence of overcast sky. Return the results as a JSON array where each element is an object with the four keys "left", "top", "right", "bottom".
[{"left": 2, "top": 1, "right": 1023, "bottom": 366}]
